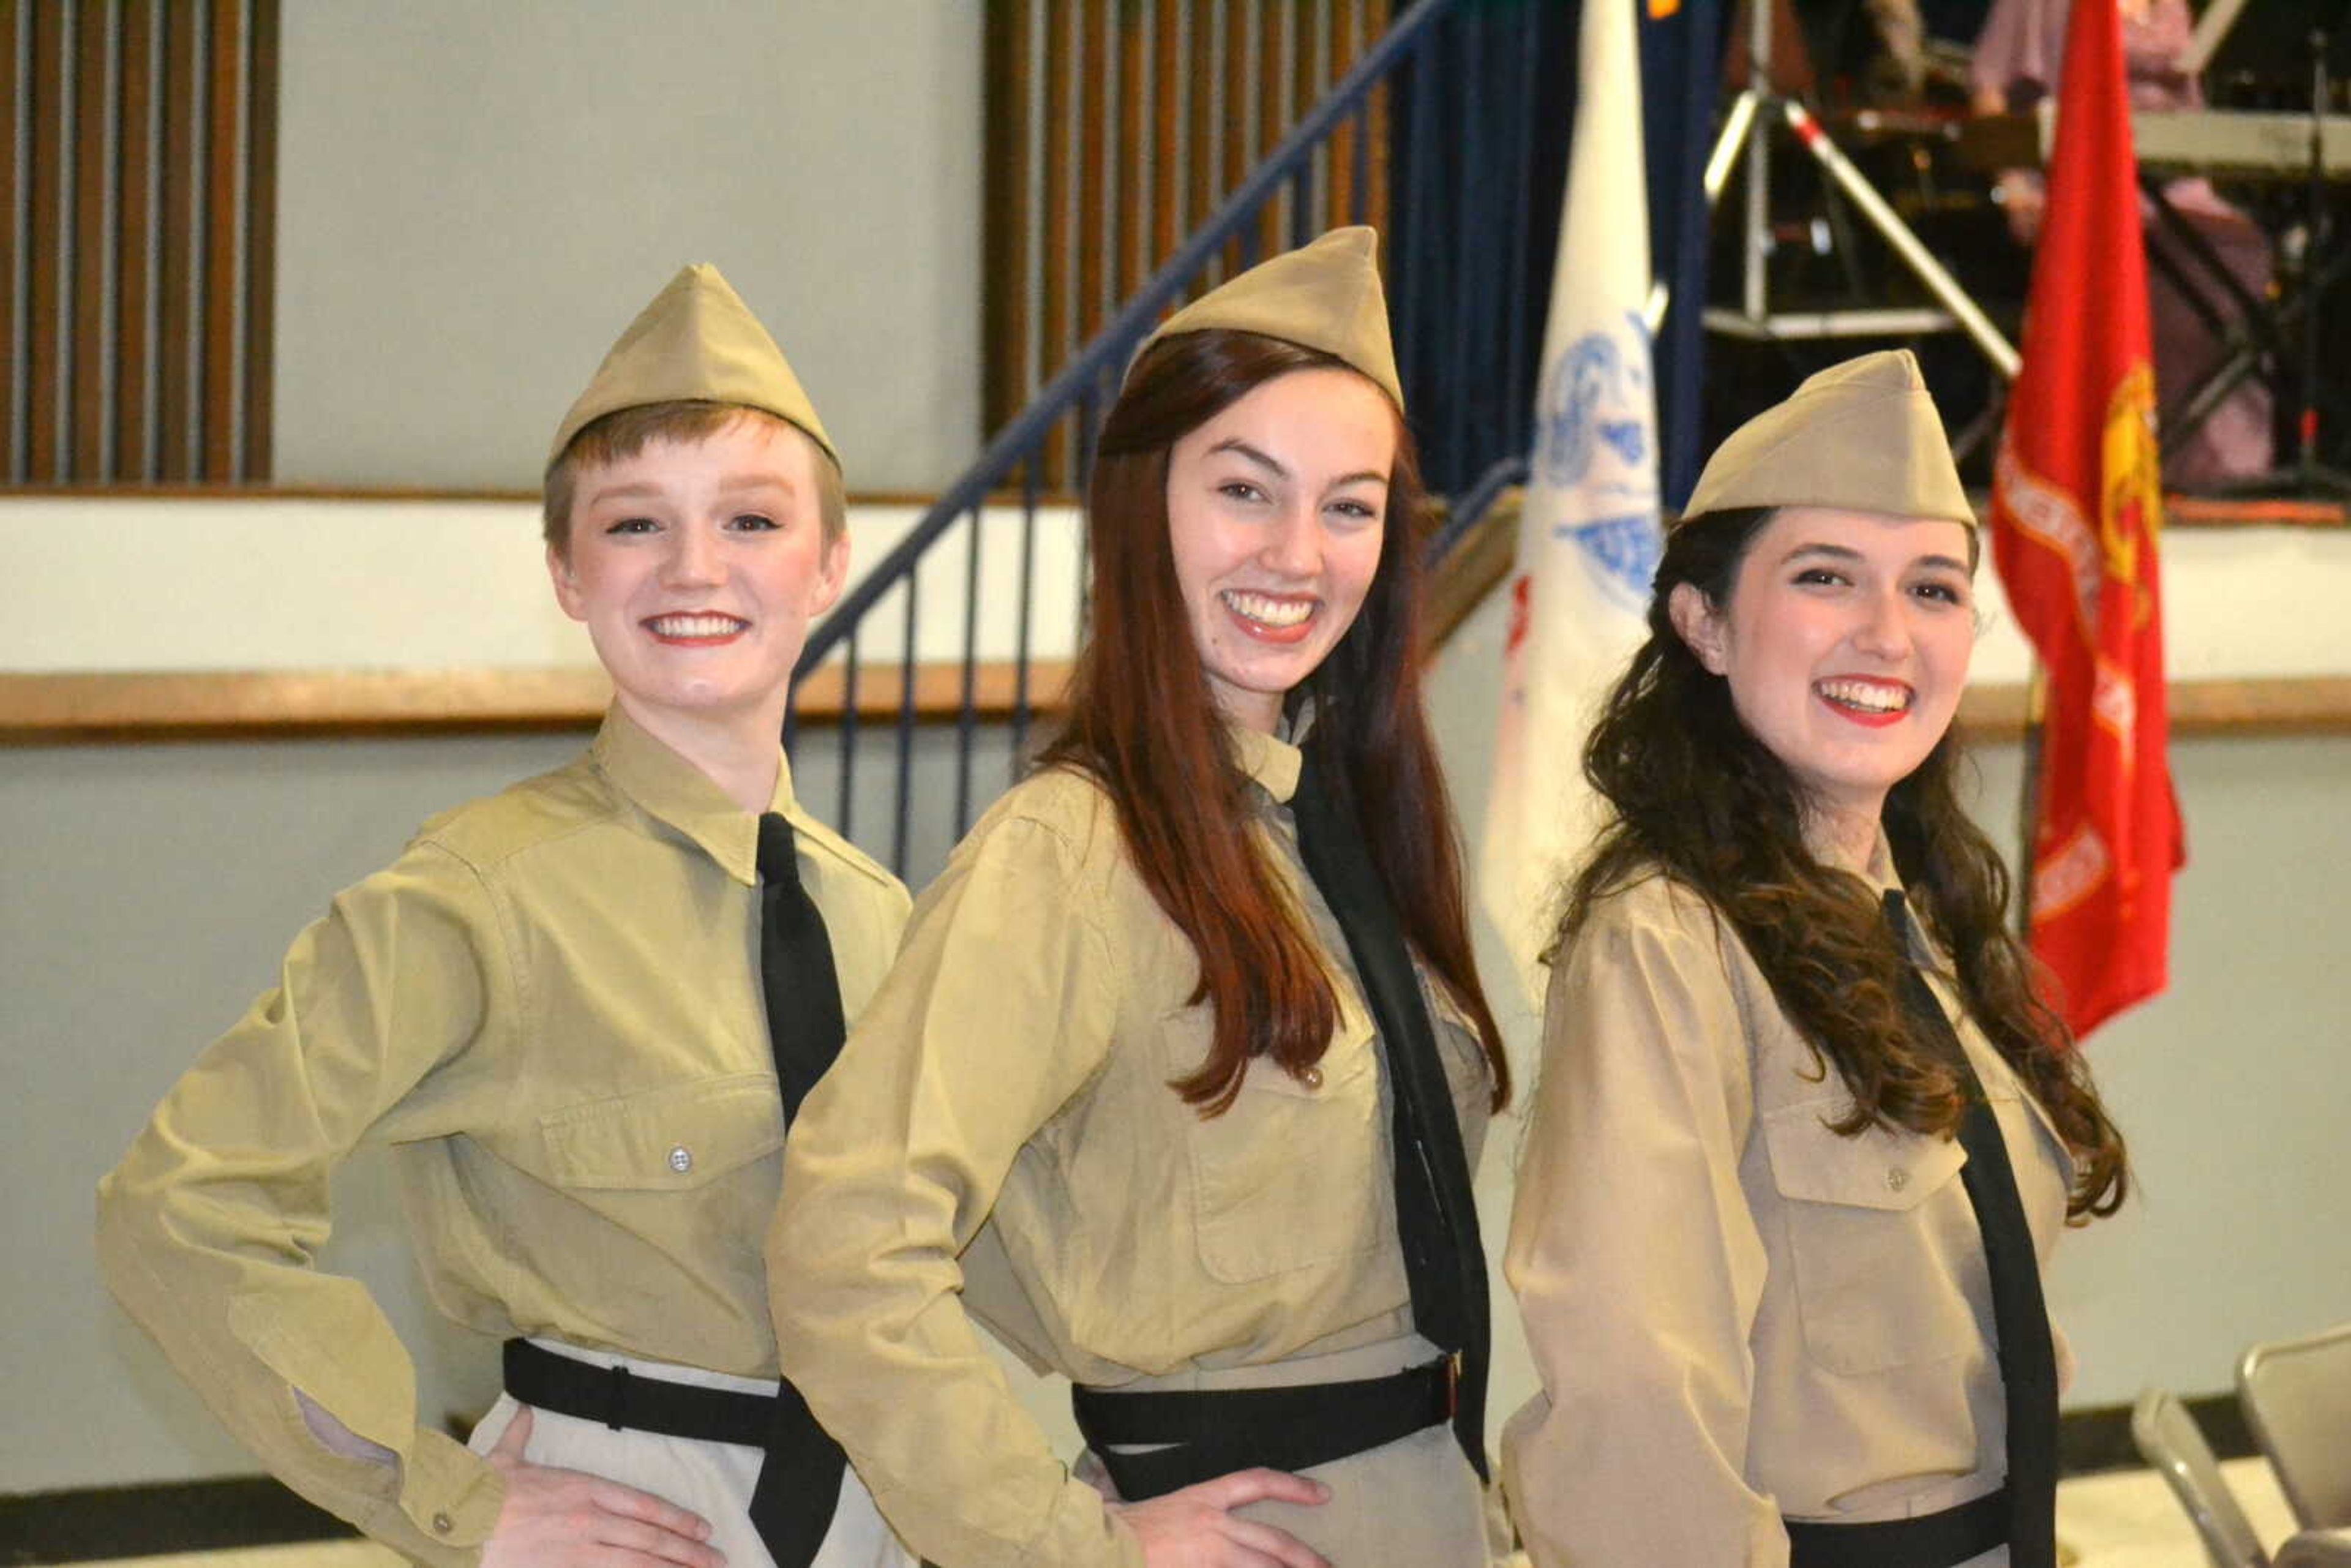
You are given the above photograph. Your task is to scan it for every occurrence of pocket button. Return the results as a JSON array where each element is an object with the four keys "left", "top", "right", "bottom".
[
  {"left": 1885, "top": 1165, "right": 1908, "bottom": 1192},
  {"left": 667, "top": 1145, "right": 694, "bottom": 1174},
  {"left": 1297, "top": 1065, "right": 1324, "bottom": 1091}
]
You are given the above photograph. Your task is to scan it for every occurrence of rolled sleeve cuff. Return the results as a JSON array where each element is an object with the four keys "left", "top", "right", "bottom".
[{"left": 378, "top": 1428, "right": 503, "bottom": 1565}]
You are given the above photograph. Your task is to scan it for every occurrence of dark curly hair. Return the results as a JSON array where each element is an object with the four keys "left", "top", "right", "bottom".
[{"left": 1551, "top": 506, "right": 2127, "bottom": 1218}]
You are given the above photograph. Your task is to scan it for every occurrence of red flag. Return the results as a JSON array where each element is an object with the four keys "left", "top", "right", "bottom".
[{"left": 1987, "top": 0, "right": 2184, "bottom": 1040}]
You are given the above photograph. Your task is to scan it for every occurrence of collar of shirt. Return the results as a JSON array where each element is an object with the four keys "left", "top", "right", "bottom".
[
  {"left": 591, "top": 704, "right": 797, "bottom": 887},
  {"left": 1228, "top": 722, "right": 1302, "bottom": 806},
  {"left": 1862, "top": 831, "right": 1948, "bottom": 971},
  {"left": 1859, "top": 829, "right": 1900, "bottom": 897}
]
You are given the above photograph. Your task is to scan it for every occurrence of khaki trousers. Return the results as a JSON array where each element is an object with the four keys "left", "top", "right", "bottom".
[
  {"left": 1092, "top": 1332, "right": 1494, "bottom": 1567},
  {"left": 469, "top": 1338, "right": 913, "bottom": 1568}
]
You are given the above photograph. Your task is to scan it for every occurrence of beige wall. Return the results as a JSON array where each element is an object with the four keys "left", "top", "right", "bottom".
[{"left": 272, "top": 0, "right": 984, "bottom": 492}]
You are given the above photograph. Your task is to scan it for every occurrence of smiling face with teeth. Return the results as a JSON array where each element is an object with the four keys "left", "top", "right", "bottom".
[
  {"left": 1670, "top": 505, "right": 1977, "bottom": 852},
  {"left": 548, "top": 411, "right": 847, "bottom": 757},
  {"left": 1163, "top": 367, "right": 1398, "bottom": 732}
]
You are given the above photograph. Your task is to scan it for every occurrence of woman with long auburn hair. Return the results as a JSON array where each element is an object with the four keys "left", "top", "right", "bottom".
[
  {"left": 1502, "top": 351, "right": 2128, "bottom": 1568},
  {"left": 770, "top": 228, "right": 1509, "bottom": 1568}
]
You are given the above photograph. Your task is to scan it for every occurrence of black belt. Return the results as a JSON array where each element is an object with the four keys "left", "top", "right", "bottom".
[
  {"left": 1785, "top": 1487, "right": 2009, "bottom": 1568},
  {"left": 1070, "top": 1353, "right": 1459, "bottom": 1502},
  {"left": 503, "top": 1337, "right": 781, "bottom": 1449}
]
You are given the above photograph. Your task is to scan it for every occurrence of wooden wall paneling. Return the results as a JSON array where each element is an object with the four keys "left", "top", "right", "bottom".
[
  {"left": 1256, "top": 0, "right": 1283, "bottom": 260},
  {"left": 1076, "top": 0, "right": 1108, "bottom": 355},
  {"left": 1040, "top": 0, "right": 1071, "bottom": 482},
  {"left": 26, "top": 0, "right": 63, "bottom": 480},
  {"left": 1115, "top": 0, "right": 1144, "bottom": 302},
  {"left": 1151, "top": 0, "right": 1179, "bottom": 272},
  {"left": 975, "top": 0, "right": 1408, "bottom": 480},
  {"left": 240, "top": 0, "right": 275, "bottom": 479},
  {"left": 1294, "top": 0, "right": 1321, "bottom": 243},
  {"left": 1187, "top": 0, "right": 1215, "bottom": 290},
  {"left": 157, "top": 0, "right": 195, "bottom": 481},
  {"left": 115, "top": 0, "right": 154, "bottom": 479},
  {"left": 1329, "top": 0, "right": 1358, "bottom": 225},
  {"left": 201, "top": 0, "right": 242, "bottom": 480},
  {"left": 70, "top": 2, "right": 107, "bottom": 481},
  {"left": 1, "top": 1, "right": 22, "bottom": 478},
  {"left": 1232, "top": 0, "right": 1250, "bottom": 276},
  {"left": 982, "top": 0, "right": 1033, "bottom": 433}
]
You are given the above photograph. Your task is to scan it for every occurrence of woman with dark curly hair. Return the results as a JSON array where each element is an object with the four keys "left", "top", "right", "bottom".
[
  {"left": 771, "top": 229, "right": 1510, "bottom": 1568},
  {"left": 1502, "top": 350, "right": 2127, "bottom": 1568}
]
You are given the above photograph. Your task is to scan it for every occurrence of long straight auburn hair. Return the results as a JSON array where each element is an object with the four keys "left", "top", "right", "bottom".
[{"left": 1038, "top": 329, "right": 1510, "bottom": 1116}]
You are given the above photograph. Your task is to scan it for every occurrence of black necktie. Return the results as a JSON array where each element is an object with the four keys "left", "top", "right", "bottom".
[
  {"left": 1289, "top": 751, "right": 1491, "bottom": 1482},
  {"left": 756, "top": 811, "right": 848, "bottom": 1121},
  {"left": 1883, "top": 890, "right": 2060, "bottom": 1568},
  {"left": 746, "top": 811, "right": 850, "bottom": 1566}
]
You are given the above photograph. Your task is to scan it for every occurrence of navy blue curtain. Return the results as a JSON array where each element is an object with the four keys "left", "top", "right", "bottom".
[
  {"left": 1387, "top": 0, "right": 1574, "bottom": 498},
  {"left": 1387, "top": 0, "right": 1723, "bottom": 507},
  {"left": 1643, "top": 0, "right": 1727, "bottom": 512}
]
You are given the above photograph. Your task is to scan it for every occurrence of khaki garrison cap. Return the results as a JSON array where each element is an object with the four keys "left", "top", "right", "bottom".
[
  {"left": 548, "top": 263, "right": 841, "bottom": 471},
  {"left": 1679, "top": 348, "right": 1973, "bottom": 530},
  {"left": 1134, "top": 226, "right": 1404, "bottom": 412}
]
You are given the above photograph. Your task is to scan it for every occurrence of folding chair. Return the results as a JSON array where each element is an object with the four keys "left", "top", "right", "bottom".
[
  {"left": 2240, "top": 1323, "right": 2351, "bottom": 1529},
  {"left": 2133, "top": 1387, "right": 2273, "bottom": 1568},
  {"left": 2276, "top": 1529, "right": 2351, "bottom": 1567}
]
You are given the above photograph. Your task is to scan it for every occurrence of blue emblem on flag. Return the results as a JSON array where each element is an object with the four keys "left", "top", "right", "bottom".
[
  {"left": 1536, "top": 321, "right": 1651, "bottom": 490},
  {"left": 1535, "top": 313, "right": 1660, "bottom": 612},
  {"left": 1559, "top": 512, "right": 1663, "bottom": 611}
]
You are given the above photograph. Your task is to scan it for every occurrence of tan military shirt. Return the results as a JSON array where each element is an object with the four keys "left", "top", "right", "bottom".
[
  {"left": 1502, "top": 857, "right": 2077, "bottom": 1568},
  {"left": 770, "top": 727, "right": 1495, "bottom": 1568},
  {"left": 97, "top": 705, "right": 909, "bottom": 1568}
]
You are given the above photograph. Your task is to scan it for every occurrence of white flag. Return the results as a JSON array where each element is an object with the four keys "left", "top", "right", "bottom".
[{"left": 1479, "top": 0, "right": 1663, "bottom": 1003}]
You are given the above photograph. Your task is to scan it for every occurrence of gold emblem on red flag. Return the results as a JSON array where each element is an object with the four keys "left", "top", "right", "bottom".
[{"left": 2099, "top": 362, "right": 2162, "bottom": 629}]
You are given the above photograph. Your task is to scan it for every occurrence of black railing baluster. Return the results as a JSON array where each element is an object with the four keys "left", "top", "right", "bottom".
[
  {"left": 1079, "top": 372, "right": 1108, "bottom": 630},
  {"left": 896, "top": 570, "right": 919, "bottom": 876},
  {"left": 1291, "top": 166, "right": 1313, "bottom": 249},
  {"left": 955, "top": 503, "right": 983, "bottom": 835},
  {"left": 1429, "top": 453, "right": 1529, "bottom": 563},
  {"left": 838, "top": 631, "right": 860, "bottom": 838},
  {"left": 1013, "top": 456, "right": 1040, "bottom": 775},
  {"left": 1075, "top": 387, "right": 1100, "bottom": 501}
]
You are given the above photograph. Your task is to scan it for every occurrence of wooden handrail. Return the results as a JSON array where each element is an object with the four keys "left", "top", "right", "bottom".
[{"left": 0, "top": 662, "right": 1078, "bottom": 744}]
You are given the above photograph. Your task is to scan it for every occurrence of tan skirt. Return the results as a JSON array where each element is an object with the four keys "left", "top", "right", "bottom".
[
  {"left": 468, "top": 1337, "right": 914, "bottom": 1568},
  {"left": 1089, "top": 1332, "right": 1496, "bottom": 1567}
]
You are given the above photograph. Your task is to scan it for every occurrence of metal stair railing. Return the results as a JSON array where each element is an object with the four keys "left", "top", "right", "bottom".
[{"left": 787, "top": 0, "right": 1531, "bottom": 882}]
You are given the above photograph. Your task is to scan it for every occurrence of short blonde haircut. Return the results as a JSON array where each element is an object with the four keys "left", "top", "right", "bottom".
[{"left": 542, "top": 400, "right": 846, "bottom": 555}]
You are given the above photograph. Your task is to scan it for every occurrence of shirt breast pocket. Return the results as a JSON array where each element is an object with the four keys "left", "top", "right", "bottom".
[
  {"left": 538, "top": 1073, "right": 784, "bottom": 1192},
  {"left": 1168, "top": 1008, "right": 1388, "bottom": 1285},
  {"left": 1761, "top": 1100, "right": 1978, "bottom": 1376}
]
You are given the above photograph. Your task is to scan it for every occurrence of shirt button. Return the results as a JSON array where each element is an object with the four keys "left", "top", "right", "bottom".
[
  {"left": 1298, "top": 1065, "right": 1324, "bottom": 1090},
  {"left": 431, "top": 1512, "right": 454, "bottom": 1535},
  {"left": 667, "top": 1146, "right": 693, "bottom": 1174},
  {"left": 1885, "top": 1166, "right": 1909, "bottom": 1192}
]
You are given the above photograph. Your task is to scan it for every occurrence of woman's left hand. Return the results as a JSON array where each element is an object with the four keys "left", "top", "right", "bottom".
[{"left": 1107, "top": 1468, "right": 1332, "bottom": 1568}]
